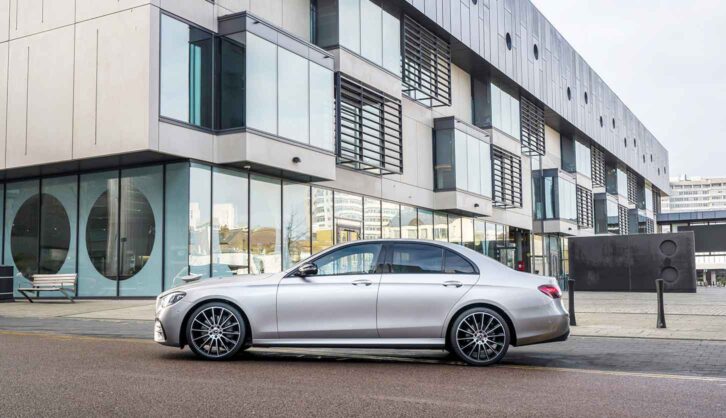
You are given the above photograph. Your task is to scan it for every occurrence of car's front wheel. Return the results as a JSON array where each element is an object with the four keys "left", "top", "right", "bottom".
[
  {"left": 449, "top": 307, "right": 510, "bottom": 366},
  {"left": 186, "top": 302, "right": 247, "bottom": 360}
]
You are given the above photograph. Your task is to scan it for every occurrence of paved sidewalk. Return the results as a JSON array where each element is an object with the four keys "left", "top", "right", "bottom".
[
  {"left": 563, "top": 287, "right": 726, "bottom": 341},
  {"left": 1, "top": 287, "right": 725, "bottom": 341}
]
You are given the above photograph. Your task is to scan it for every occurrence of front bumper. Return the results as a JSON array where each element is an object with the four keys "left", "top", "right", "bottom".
[{"left": 154, "top": 300, "right": 190, "bottom": 347}]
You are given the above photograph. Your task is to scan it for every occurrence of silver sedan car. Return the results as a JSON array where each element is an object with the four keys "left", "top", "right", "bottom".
[{"left": 154, "top": 240, "right": 569, "bottom": 366}]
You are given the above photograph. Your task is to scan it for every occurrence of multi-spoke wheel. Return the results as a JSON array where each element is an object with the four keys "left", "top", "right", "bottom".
[
  {"left": 186, "top": 302, "right": 247, "bottom": 360},
  {"left": 449, "top": 307, "right": 510, "bottom": 366}
]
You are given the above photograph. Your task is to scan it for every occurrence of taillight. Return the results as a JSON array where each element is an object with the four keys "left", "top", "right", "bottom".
[{"left": 538, "top": 284, "right": 561, "bottom": 299}]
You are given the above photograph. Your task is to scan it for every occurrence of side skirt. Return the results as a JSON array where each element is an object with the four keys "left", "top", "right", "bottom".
[{"left": 252, "top": 338, "right": 446, "bottom": 349}]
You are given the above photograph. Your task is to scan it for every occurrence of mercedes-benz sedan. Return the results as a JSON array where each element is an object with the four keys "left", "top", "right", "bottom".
[{"left": 154, "top": 240, "right": 569, "bottom": 366}]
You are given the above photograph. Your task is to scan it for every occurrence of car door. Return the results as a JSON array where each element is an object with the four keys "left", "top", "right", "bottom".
[
  {"left": 377, "top": 243, "right": 480, "bottom": 338},
  {"left": 276, "top": 243, "right": 383, "bottom": 339}
]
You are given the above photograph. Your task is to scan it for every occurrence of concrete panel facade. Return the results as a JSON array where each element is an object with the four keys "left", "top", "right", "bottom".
[{"left": 404, "top": 0, "right": 669, "bottom": 193}]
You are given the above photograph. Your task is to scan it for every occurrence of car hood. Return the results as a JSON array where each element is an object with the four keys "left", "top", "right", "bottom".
[{"left": 167, "top": 274, "right": 276, "bottom": 294}]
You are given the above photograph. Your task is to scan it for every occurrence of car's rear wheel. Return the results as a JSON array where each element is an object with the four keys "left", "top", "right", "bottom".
[
  {"left": 449, "top": 307, "right": 510, "bottom": 366},
  {"left": 186, "top": 302, "right": 246, "bottom": 360}
]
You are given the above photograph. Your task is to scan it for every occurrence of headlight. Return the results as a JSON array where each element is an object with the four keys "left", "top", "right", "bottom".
[{"left": 158, "top": 291, "right": 186, "bottom": 309}]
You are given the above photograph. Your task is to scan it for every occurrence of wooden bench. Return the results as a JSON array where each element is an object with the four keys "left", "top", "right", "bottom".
[{"left": 18, "top": 274, "right": 77, "bottom": 303}]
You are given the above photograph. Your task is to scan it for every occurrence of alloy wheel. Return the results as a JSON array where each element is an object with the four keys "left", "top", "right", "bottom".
[
  {"left": 455, "top": 311, "right": 507, "bottom": 363},
  {"left": 189, "top": 306, "right": 242, "bottom": 358}
]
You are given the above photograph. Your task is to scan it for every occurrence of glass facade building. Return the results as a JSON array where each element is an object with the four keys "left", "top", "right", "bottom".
[
  {"left": 3, "top": 163, "right": 528, "bottom": 298},
  {"left": 0, "top": 2, "right": 669, "bottom": 298}
]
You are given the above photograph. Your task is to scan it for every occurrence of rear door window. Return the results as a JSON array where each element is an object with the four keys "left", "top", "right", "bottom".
[
  {"left": 443, "top": 250, "right": 476, "bottom": 274},
  {"left": 390, "top": 244, "right": 444, "bottom": 273}
]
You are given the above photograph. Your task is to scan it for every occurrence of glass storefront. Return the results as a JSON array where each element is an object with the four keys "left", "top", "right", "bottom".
[{"left": 1, "top": 162, "right": 530, "bottom": 297}]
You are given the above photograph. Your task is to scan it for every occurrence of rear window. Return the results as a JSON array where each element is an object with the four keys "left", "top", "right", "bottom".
[
  {"left": 390, "top": 244, "right": 443, "bottom": 273},
  {"left": 444, "top": 250, "right": 476, "bottom": 274}
]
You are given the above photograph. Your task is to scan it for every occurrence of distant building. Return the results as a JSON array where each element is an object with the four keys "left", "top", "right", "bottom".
[{"left": 662, "top": 176, "right": 726, "bottom": 213}]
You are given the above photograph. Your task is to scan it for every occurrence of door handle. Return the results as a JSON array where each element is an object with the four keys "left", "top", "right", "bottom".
[
  {"left": 443, "top": 280, "right": 463, "bottom": 288},
  {"left": 352, "top": 279, "right": 373, "bottom": 286}
]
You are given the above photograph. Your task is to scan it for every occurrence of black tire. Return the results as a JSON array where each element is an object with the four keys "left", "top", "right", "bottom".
[
  {"left": 448, "top": 307, "right": 510, "bottom": 366},
  {"left": 186, "top": 302, "right": 247, "bottom": 360}
]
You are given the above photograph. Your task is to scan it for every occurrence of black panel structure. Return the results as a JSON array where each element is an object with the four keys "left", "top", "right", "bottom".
[
  {"left": 591, "top": 146, "right": 605, "bottom": 187},
  {"left": 491, "top": 146, "right": 522, "bottom": 208},
  {"left": 679, "top": 224, "right": 726, "bottom": 253},
  {"left": 569, "top": 232, "right": 697, "bottom": 292},
  {"left": 336, "top": 74, "right": 402, "bottom": 175},
  {"left": 520, "top": 96, "right": 545, "bottom": 156},
  {"left": 576, "top": 186, "right": 593, "bottom": 229},
  {"left": 401, "top": 15, "right": 451, "bottom": 107}
]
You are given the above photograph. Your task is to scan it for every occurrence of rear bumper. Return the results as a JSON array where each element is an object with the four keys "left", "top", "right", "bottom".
[{"left": 513, "top": 300, "right": 570, "bottom": 347}]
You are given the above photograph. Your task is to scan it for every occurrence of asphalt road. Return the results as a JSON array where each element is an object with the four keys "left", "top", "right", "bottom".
[{"left": 1, "top": 331, "right": 724, "bottom": 417}]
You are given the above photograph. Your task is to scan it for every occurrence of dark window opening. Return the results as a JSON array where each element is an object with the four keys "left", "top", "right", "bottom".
[
  {"left": 492, "top": 146, "right": 522, "bottom": 208},
  {"left": 336, "top": 74, "right": 403, "bottom": 175},
  {"left": 505, "top": 33, "right": 512, "bottom": 50},
  {"left": 401, "top": 15, "right": 452, "bottom": 107}
]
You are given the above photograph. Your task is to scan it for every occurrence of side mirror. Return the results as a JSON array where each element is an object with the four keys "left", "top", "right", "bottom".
[{"left": 296, "top": 263, "right": 318, "bottom": 277}]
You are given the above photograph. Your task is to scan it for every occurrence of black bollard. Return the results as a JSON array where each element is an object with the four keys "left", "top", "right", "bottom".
[
  {"left": 568, "top": 278, "right": 576, "bottom": 326},
  {"left": 656, "top": 278, "right": 666, "bottom": 329}
]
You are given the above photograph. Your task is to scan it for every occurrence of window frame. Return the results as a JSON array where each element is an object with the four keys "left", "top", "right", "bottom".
[
  {"left": 382, "top": 242, "right": 479, "bottom": 275},
  {"left": 287, "top": 242, "right": 385, "bottom": 277}
]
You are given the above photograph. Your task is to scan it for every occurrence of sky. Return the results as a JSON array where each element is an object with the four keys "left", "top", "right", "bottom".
[{"left": 530, "top": 0, "right": 726, "bottom": 179}]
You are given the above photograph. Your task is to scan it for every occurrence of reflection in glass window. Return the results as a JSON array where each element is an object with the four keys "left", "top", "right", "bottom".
[
  {"left": 309, "top": 62, "right": 335, "bottom": 151},
  {"left": 645, "top": 186, "right": 654, "bottom": 212},
  {"left": 212, "top": 168, "right": 249, "bottom": 276},
  {"left": 360, "top": 0, "right": 382, "bottom": 66},
  {"left": 575, "top": 140, "right": 592, "bottom": 177},
  {"left": 164, "top": 163, "right": 190, "bottom": 289},
  {"left": 381, "top": 12, "right": 401, "bottom": 76},
  {"left": 363, "top": 197, "right": 381, "bottom": 239},
  {"left": 381, "top": 201, "right": 400, "bottom": 239},
  {"left": 485, "top": 222, "right": 496, "bottom": 257},
  {"left": 391, "top": 244, "right": 443, "bottom": 273},
  {"left": 448, "top": 215, "right": 462, "bottom": 244},
  {"left": 278, "top": 48, "right": 309, "bottom": 144},
  {"left": 490, "top": 83, "right": 520, "bottom": 140},
  {"left": 617, "top": 168, "right": 628, "bottom": 197},
  {"left": 335, "top": 192, "right": 363, "bottom": 243},
  {"left": 435, "top": 129, "right": 491, "bottom": 197},
  {"left": 283, "top": 182, "right": 311, "bottom": 269},
  {"left": 246, "top": 33, "right": 278, "bottom": 134},
  {"left": 338, "top": 0, "right": 361, "bottom": 53},
  {"left": 312, "top": 188, "right": 334, "bottom": 253},
  {"left": 434, "top": 212, "right": 448, "bottom": 242},
  {"left": 189, "top": 164, "right": 211, "bottom": 278},
  {"left": 417, "top": 209, "right": 434, "bottom": 240},
  {"left": 607, "top": 200, "right": 619, "bottom": 234},
  {"left": 336, "top": 0, "right": 400, "bottom": 75},
  {"left": 119, "top": 166, "right": 162, "bottom": 296},
  {"left": 41, "top": 176, "right": 78, "bottom": 277},
  {"left": 474, "top": 219, "right": 486, "bottom": 254},
  {"left": 78, "top": 172, "right": 118, "bottom": 297},
  {"left": 400, "top": 205, "right": 418, "bottom": 239},
  {"left": 462, "top": 217, "right": 475, "bottom": 250},
  {"left": 444, "top": 250, "right": 475, "bottom": 274},
  {"left": 315, "top": 243, "right": 381, "bottom": 275},
  {"left": 559, "top": 179, "right": 577, "bottom": 221},
  {"left": 218, "top": 37, "right": 245, "bottom": 130},
  {"left": 250, "top": 175, "right": 282, "bottom": 273},
  {"left": 160, "top": 15, "right": 213, "bottom": 128}
]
